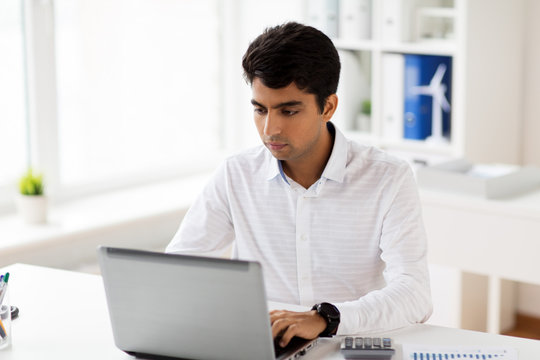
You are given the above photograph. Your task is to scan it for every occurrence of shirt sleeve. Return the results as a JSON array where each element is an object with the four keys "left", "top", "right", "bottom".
[
  {"left": 335, "top": 163, "right": 433, "bottom": 335},
  {"left": 165, "top": 162, "right": 235, "bottom": 257}
]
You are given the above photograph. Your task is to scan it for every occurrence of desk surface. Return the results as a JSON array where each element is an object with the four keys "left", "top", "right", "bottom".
[{"left": 1, "top": 263, "right": 539, "bottom": 359}]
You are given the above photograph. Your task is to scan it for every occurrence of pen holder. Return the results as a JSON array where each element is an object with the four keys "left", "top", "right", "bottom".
[{"left": 0, "top": 287, "right": 11, "bottom": 350}]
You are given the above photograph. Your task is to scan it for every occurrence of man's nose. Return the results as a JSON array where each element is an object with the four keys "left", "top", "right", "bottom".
[{"left": 263, "top": 111, "right": 282, "bottom": 137}]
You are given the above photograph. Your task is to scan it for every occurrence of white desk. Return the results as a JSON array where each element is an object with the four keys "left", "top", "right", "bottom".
[
  {"left": 420, "top": 188, "right": 540, "bottom": 333},
  {"left": 1, "top": 263, "right": 539, "bottom": 359},
  {"left": 420, "top": 187, "right": 540, "bottom": 286}
]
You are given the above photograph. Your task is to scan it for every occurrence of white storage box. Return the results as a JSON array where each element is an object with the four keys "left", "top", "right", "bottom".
[{"left": 416, "top": 159, "right": 540, "bottom": 199}]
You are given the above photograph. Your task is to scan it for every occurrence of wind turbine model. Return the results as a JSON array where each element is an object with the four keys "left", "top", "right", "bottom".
[{"left": 412, "top": 63, "right": 451, "bottom": 144}]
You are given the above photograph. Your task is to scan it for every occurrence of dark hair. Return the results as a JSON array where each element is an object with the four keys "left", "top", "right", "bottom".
[{"left": 242, "top": 22, "right": 341, "bottom": 113}]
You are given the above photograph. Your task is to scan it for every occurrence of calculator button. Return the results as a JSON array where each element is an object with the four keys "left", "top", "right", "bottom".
[
  {"left": 344, "top": 337, "right": 353, "bottom": 349},
  {"left": 383, "top": 338, "right": 392, "bottom": 348},
  {"left": 354, "top": 337, "right": 363, "bottom": 349},
  {"left": 363, "top": 337, "right": 372, "bottom": 348},
  {"left": 373, "top": 338, "right": 381, "bottom": 348}
]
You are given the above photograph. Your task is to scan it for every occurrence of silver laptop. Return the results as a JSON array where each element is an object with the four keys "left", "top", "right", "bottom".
[{"left": 97, "top": 246, "right": 317, "bottom": 360}]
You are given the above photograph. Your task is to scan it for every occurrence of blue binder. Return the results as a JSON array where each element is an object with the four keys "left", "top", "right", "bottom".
[{"left": 403, "top": 55, "right": 452, "bottom": 140}]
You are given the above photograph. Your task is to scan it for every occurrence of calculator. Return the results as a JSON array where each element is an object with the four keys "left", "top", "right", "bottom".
[{"left": 340, "top": 336, "right": 395, "bottom": 359}]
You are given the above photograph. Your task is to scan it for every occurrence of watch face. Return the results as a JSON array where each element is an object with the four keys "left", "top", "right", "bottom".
[{"left": 319, "top": 302, "right": 340, "bottom": 321}]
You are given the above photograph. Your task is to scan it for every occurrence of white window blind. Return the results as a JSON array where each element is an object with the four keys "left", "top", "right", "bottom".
[{"left": 54, "top": 0, "right": 222, "bottom": 186}]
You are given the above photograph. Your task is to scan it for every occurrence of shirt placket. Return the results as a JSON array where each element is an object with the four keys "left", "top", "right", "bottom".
[{"left": 295, "top": 190, "right": 314, "bottom": 306}]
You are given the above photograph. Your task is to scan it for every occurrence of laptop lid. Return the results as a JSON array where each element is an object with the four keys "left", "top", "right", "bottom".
[{"left": 97, "top": 246, "right": 314, "bottom": 360}]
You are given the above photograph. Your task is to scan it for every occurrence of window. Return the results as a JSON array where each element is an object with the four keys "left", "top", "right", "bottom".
[
  {"left": 0, "top": 0, "right": 28, "bottom": 196},
  {"left": 0, "top": 0, "right": 307, "bottom": 211},
  {"left": 54, "top": 0, "right": 221, "bottom": 186}
]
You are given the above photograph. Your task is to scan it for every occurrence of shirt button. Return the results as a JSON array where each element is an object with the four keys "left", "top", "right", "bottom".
[{"left": 300, "top": 234, "right": 307, "bottom": 242}]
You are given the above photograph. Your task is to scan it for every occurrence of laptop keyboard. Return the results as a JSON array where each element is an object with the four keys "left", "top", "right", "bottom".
[
  {"left": 341, "top": 337, "right": 395, "bottom": 359},
  {"left": 274, "top": 336, "right": 315, "bottom": 359}
]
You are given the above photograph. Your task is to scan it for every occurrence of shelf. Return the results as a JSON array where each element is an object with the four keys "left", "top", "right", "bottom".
[
  {"left": 380, "top": 42, "right": 456, "bottom": 56},
  {"left": 379, "top": 139, "right": 454, "bottom": 157},
  {"left": 343, "top": 132, "right": 454, "bottom": 158},
  {"left": 333, "top": 39, "right": 456, "bottom": 56},
  {"left": 344, "top": 131, "right": 378, "bottom": 146},
  {"left": 418, "top": 7, "right": 457, "bottom": 18},
  {"left": 321, "top": 0, "right": 524, "bottom": 165},
  {"left": 332, "top": 39, "right": 377, "bottom": 52}
]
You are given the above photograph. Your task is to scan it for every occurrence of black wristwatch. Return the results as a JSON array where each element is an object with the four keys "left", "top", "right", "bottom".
[{"left": 311, "top": 302, "right": 340, "bottom": 337}]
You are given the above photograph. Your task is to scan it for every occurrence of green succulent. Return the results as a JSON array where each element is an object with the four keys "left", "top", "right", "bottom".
[
  {"left": 361, "top": 99, "right": 371, "bottom": 116},
  {"left": 19, "top": 169, "right": 44, "bottom": 196}
]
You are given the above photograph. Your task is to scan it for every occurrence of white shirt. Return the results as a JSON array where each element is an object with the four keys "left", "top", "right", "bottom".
[{"left": 166, "top": 124, "right": 432, "bottom": 335}]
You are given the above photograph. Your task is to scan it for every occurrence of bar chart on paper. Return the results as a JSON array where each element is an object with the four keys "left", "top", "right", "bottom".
[{"left": 402, "top": 345, "right": 518, "bottom": 360}]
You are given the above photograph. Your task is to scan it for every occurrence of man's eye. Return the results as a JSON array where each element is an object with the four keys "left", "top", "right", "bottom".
[
  {"left": 282, "top": 110, "right": 298, "bottom": 116},
  {"left": 254, "top": 108, "right": 267, "bottom": 115}
]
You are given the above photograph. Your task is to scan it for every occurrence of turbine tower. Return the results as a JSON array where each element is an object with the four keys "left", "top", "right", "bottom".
[{"left": 412, "top": 63, "right": 451, "bottom": 143}]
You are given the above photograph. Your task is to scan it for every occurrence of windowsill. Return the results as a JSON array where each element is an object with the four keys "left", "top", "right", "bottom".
[{"left": 0, "top": 173, "right": 212, "bottom": 269}]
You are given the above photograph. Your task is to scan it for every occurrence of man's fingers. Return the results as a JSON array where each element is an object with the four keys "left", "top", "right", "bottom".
[
  {"left": 269, "top": 309, "right": 327, "bottom": 347},
  {"left": 269, "top": 309, "right": 290, "bottom": 324},
  {"left": 278, "top": 323, "right": 299, "bottom": 347},
  {"left": 271, "top": 318, "right": 292, "bottom": 339},
  {"left": 270, "top": 309, "right": 309, "bottom": 323}
]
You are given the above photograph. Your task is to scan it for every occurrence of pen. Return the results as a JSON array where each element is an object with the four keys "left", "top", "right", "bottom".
[
  {"left": 0, "top": 317, "right": 6, "bottom": 339},
  {"left": 0, "top": 272, "right": 11, "bottom": 340},
  {"left": 0, "top": 273, "right": 9, "bottom": 304}
]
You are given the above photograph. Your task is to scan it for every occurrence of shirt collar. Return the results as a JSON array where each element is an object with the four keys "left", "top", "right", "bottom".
[
  {"left": 265, "top": 122, "right": 348, "bottom": 184},
  {"left": 320, "top": 122, "right": 347, "bottom": 183},
  {"left": 265, "top": 151, "right": 285, "bottom": 182}
]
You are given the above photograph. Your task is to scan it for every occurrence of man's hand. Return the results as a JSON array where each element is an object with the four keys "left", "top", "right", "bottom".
[{"left": 269, "top": 309, "right": 327, "bottom": 347}]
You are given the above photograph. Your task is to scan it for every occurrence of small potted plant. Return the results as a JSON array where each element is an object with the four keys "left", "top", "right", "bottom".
[
  {"left": 16, "top": 169, "right": 47, "bottom": 224},
  {"left": 356, "top": 99, "right": 372, "bottom": 132}
]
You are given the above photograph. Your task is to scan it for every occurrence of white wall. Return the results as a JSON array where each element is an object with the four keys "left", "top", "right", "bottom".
[
  {"left": 516, "top": 0, "right": 540, "bottom": 318},
  {"left": 522, "top": 0, "right": 540, "bottom": 167}
]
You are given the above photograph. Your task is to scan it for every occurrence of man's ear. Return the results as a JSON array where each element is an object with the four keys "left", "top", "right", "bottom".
[{"left": 322, "top": 94, "right": 338, "bottom": 122}]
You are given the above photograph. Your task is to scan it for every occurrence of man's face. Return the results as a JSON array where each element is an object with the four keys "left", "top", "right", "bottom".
[{"left": 251, "top": 78, "right": 332, "bottom": 163}]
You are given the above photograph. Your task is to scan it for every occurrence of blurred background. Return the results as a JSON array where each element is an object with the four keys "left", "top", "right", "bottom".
[{"left": 1, "top": 0, "right": 539, "bottom": 341}]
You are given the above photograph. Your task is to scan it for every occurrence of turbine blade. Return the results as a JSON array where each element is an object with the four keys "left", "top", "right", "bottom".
[
  {"left": 411, "top": 86, "right": 432, "bottom": 95},
  {"left": 439, "top": 94, "right": 451, "bottom": 111},
  {"left": 430, "top": 64, "right": 447, "bottom": 86},
  {"left": 433, "top": 90, "right": 451, "bottom": 111}
]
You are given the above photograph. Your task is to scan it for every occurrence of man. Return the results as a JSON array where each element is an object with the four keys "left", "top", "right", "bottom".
[{"left": 166, "top": 22, "right": 432, "bottom": 347}]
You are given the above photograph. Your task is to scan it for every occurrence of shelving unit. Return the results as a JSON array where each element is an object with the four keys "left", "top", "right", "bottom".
[
  {"left": 307, "top": 0, "right": 528, "bottom": 334},
  {"left": 317, "top": 0, "right": 525, "bottom": 166}
]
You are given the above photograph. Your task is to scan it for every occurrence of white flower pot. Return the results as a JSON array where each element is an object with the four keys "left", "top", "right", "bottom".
[
  {"left": 356, "top": 113, "right": 371, "bottom": 133},
  {"left": 16, "top": 194, "right": 48, "bottom": 224}
]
